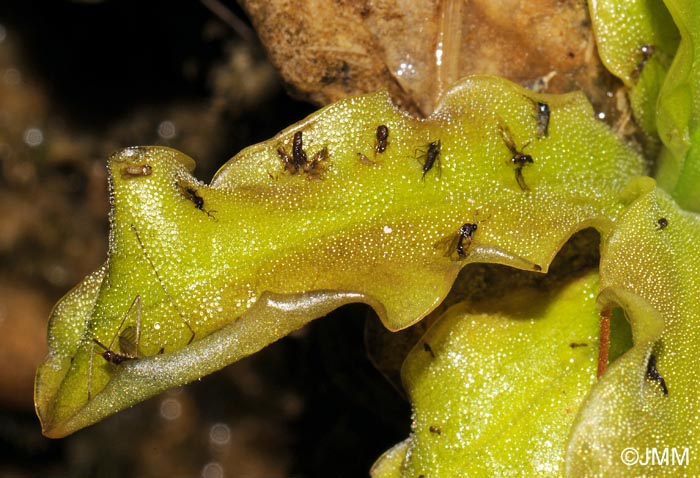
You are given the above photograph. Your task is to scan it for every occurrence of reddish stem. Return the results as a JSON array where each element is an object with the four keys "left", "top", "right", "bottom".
[{"left": 597, "top": 306, "right": 611, "bottom": 378}]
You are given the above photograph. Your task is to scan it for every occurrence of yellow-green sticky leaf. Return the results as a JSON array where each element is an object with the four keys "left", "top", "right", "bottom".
[
  {"left": 35, "top": 75, "right": 644, "bottom": 437},
  {"left": 566, "top": 184, "right": 700, "bottom": 477},
  {"left": 589, "top": 0, "right": 679, "bottom": 134},
  {"left": 655, "top": 0, "right": 700, "bottom": 211},
  {"left": 371, "top": 271, "right": 603, "bottom": 477}
]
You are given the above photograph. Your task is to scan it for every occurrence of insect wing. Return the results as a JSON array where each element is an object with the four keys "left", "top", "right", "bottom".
[
  {"left": 118, "top": 325, "right": 139, "bottom": 358},
  {"left": 433, "top": 232, "right": 464, "bottom": 261}
]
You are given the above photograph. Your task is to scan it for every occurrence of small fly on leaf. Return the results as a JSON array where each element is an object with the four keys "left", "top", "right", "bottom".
[
  {"left": 646, "top": 353, "right": 668, "bottom": 396},
  {"left": 499, "top": 124, "right": 533, "bottom": 191},
  {"left": 91, "top": 295, "right": 142, "bottom": 366},
  {"left": 178, "top": 183, "right": 217, "bottom": 220},
  {"left": 416, "top": 140, "right": 441, "bottom": 180},
  {"left": 435, "top": 212, "right": 486, "bottom": 260},
  {"left": 375, "top": 124, "right": 389, "bottom": 154},
  {"left": 278, "top": 131, "right": 328, "bottom": 178}
]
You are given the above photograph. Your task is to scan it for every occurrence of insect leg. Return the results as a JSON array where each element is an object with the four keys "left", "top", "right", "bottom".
[
  {"left": 514, "top": 168, "right": 530, "bottom": 191},
  {"left": 131, "top": 225, "right": 196, "bottom": 344}
]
